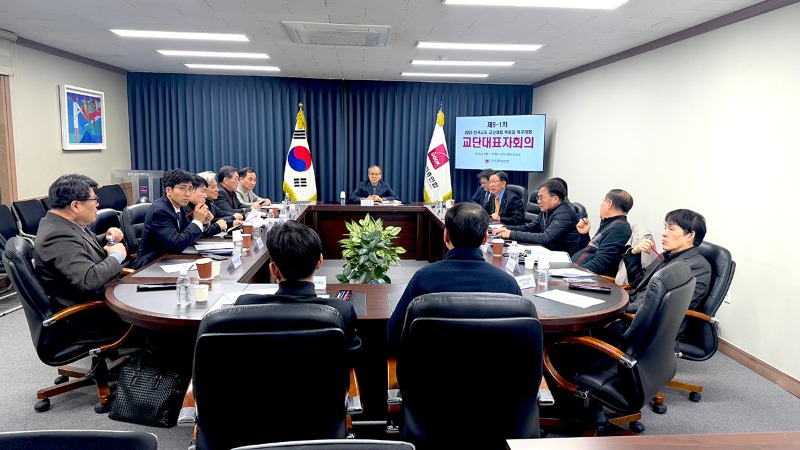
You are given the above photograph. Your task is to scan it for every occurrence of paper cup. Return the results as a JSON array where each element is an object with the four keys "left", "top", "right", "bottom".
[
  {"left": 270, "top": 206, "right": 280, "bottom": 217},
  {"left": 193, "top": 284, "right": 209, "bottom": 302},
  {"left": 241, "top": 234, "right": 252, "bottom": 249},
  {"left": 242, "top": 224, "right": 254, "bottom": 235},
  {"left": 196, "top": 257, "right": 213, "bottom": 280},
  {"left": 211, "top": 261, "right": 221, "bottom": 278},
  {"left": 491, "top": 238, "right": 505, "bottom": 256}
]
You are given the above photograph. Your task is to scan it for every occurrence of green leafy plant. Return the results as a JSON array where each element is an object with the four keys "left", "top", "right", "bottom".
[{"left": 336, "top": 214, "right": 406, "bottom": 284}]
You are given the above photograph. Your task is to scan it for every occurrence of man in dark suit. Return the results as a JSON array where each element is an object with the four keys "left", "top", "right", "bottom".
[
  {"left": 387, "top": 202, "right": 525, "bottom": 351},
  {"left": 571, "top": 189, "right": 633, "bottom": 277},
  {"left": 349, "top": 165, "right": 398, "bottom": 203},
  {"left": 134, "top": 169, "right": 210, "bottom": 269},
  {"left": 33, "top": 174, "right": 129, "bottom": 330},
  {"left": 235, "top": 221, "right": 362, "bottom": 357},
  {"left": 470, "top": 168, "right": 493, "bottom": 208},
  {"left": 485, "top": 170, "right": 524, "bottom": 225},
  {"left": 214, "top": 166, "right": 261, "bottom": 216}
]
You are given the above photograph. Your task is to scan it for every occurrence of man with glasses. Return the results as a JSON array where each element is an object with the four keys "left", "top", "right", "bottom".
[
  {"left": 215, "top": 166, "right": 262, "bottom": 216},
  {"left": 492, "top": 179, "right": 581, "bottom": 255},
  {"left": 470, "top": 168, "right": 494, "bottom": 208},
  {"left": 485, "top": 170, "right": 524, "bottom": 225},
  {"left": 134, "top": 169, "right": 210, "bottom": 269},
  {"left": 236, "top": 167, "right": 271, "bottom": 208},
  {"left": 349, "top": 165, "right": 398, "bottom": 203},
  {"left": 34, "top": 174, "right": 129, "bottom": 328}
]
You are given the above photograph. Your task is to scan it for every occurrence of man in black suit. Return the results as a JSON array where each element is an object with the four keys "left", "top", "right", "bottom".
[
  {"left": 485, "top": 170, "right": 524, "bottom": 225},
  {"left": 349, "top": 165, "right": 398, "bottom": 203},
  {"left": 235, "top": 221, "right": 362, "bottom": 357},
  {"left": 134, "top": 169, "right": 210, "bottom": 269},
  {"left": 214, "top": 166, "right": 261, "bottom": 216},
  {"left": 470, "top": 168, "right": 493, "bottom": 209}
]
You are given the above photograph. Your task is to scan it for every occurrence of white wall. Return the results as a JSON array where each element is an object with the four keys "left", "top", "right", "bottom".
[
  {"left": 532, "top": 3, "right": 800, "bottom": 379},
  {"left": 9, "top": 44, "right": 130, "bottom": 199}
]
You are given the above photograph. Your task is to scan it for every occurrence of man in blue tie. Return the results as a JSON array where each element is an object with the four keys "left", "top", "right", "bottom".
[{"left": 349, "top": 165, "right": 398, "bottom": 203}]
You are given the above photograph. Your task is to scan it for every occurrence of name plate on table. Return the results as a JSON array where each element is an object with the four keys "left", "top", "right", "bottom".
[
  {"left": 360, "top": 199, "right": 375, "bottom": 206},
  {"left": 481, "top": 242, "right": 491, "bottom": 254},
  {"left": 505, "top": 258, "right": 518, "bottom": 273},
  {"left": 253, "top": 238, "right": 265, "bottom": 251},
  {"left": 226, "top": 254, "right": 242, "bottom": 270},
  {"left": 515, "top": 274, "right": 536, "bottom": 290},
  {"left": 313, "top": 276, "right": 327, "bottom": 290}
]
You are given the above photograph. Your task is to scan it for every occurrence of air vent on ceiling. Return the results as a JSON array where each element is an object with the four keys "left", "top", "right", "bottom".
[{"left": 282, "top": 21, "right": 391, "bottom": 47}]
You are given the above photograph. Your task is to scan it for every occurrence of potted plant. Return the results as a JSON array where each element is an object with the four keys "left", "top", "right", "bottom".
[{"left": 336, "top": 214, "right": 406, "bottom": 284}]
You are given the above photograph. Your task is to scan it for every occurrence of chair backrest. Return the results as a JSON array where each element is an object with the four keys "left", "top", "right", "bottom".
[
  {"left": 0, "top": 204, "right": 19, "bottom": 244},
  {"left": 89, "top": 208, "right": 122, "bottom": 236},
  {"left": 525, "top": 193, "right": 540, "bottom": 222},
  {"left": 397, "top": 292, "right": 542, "bottom": 448},
  {"left": 618, "top": 262, "right": 695, "bottom": 409},
  {"left": 506, "top": 184, "right": 527, "bottom": 210},
  {"left": 121, "top": 202, "right": 151, "bottom": 252},
  {"left": 570, "top": 201, "right": 588, "bottom": 218},
  {"left": 40, "top": 197, "right": 54, "bottom": 211},
  {"left": 233, "top": 439, "right": 416, "bottom": 450},
  {"left": 194, "top": 303, "right": 350, "bottom": 450},
  {"left": 96, "top": 184, "right": 129, "bottom": 212},
  {"left": 11, "top": 199, "right": 47, "bottom": 237},
  {"left": 0, "top": 430, "right": 158, "bottom": 450}
]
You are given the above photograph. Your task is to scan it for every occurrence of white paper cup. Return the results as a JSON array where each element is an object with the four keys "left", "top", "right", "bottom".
[
  {"left": 193, "top": 284, "right": 209, "bottom": 302},
  {"left": 211, "top": 261, "right": 221, "bottom": 278}
]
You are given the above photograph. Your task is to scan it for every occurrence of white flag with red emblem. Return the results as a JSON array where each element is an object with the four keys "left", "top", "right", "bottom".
[
  {"left": 423, "top": 107, "right": 452, "bottom": 202},
  {"left": 282, "top": 103, "right": 317, "bottom": 201}
]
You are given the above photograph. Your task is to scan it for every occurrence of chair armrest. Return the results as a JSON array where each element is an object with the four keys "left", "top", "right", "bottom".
[
  {"left": 121, "top": 268, "right": 135, "bottom": 276},
  {"left": 44, "top": 300, "right": 111, "bottom": 326},
  {"left": 178, "top": 379, "right": 196, "bottom": 427},
  {"left": 539, "top": 376, "right": 555, "bottom": 406},
  {"left": 346, "top": 368, "right": 363, "bottom": 415},
  {"left": 544, "top": 336, "right": 637, "bottom": 397},
  {"left": 386, "top": 358, "right": 402, "bottom": 434},
  {"left": 686, "top": 309, "right": 714, "bottom": 323}
]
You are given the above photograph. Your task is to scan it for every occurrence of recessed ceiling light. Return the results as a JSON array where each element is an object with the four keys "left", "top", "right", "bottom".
[
  {"left": 158, "top": 50, "right": 269, "bottom": 59},
  {"left": 417, "top": 42, "right": 542, "bottom": 52},
  {"left": 185, "top": 64, "right": 280, "bottom": 72},
  {"left": 443, "top": 0, "right": 628, "bottom": 9},
  {"left": 110, "top": 29, "right": 249, "bottom": 41},
  {"left": 401, "top": 72, "right": 489, "bottom": 78},
  {"left": 412, "top": 60, "right": 515, "bottom": 67}
]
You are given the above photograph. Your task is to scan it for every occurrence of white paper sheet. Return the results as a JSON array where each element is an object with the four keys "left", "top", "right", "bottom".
[
  {"left": 203, "top": 287, "right": 280, "bottom": 316},
  {"left": 194, "top": 242, "right": 235, "bottom": 251},
  {"left": 535, "top": 289, "right": 605, "bottom": 309},
  {"left": 548, "top": 268, "right": 595, "bottom": 277},
  {"left": 160, "top": 262, "right": 196, "bottom": 273}
]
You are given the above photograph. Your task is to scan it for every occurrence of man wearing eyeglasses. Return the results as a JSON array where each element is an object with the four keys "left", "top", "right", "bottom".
[
  {"left": 470, "top": 168, "right": 494, "bottom": 209},
  {"left": 33, "top": 174, "right": 129, "bottom": 327},
  {"left": 485, "top": 170, "right": 525, "bottom": 225},
  {"left": 134, "top": 168, "right": 210, "bottom": 269},
  {"left": 492, "top": 179, "right": 581, "bottom": 255},
  {"left": 349, "top": 165, "right": 398, "bottom": 203}
]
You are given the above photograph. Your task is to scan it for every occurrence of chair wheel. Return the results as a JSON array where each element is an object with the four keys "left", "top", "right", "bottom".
[
  {"left": 94, "top": 402, "right": 111, "bottom": 414},
  {"left": 629, "top": 421, "right": 645, "bottom": 433},
  {"left": 34, "top": 398, "right": 51, "bottom": 412},
  {"left": 651, "top": 402, "right": 667, "bottom": 414},
  {"left": 54, "top": 375, "right": 69, "bottom": 384},
  {"left": 689, "top": 391, "right": 701, "bottom": 402}
]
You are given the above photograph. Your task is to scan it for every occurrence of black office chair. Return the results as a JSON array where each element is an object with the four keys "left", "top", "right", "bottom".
[
  {"left": 543, "top": 262, "right": 695, "bottom": 435},
  {"left": 96, "top": 184, "right": 129, "bottom": 212},
  {"left": 232, "top": 440, "right": 415, "bottom": 450},
  {"left": 191, "top": 303, "right": 355, "bottom": 450},
  {"left": 0, "top": 430, "right": 158, "bottom": 450},
  {"left": 40, "top": 197, "right": 54, "bottom": 211},
  {"left": 89, "top": 207, "right": 123, "bottom": 236},
  {"left": 1, "top": 236, "right": 133, "bottom": 413},
  {"left": 388, "top": 292, "right": 542, "bottom": 450},
  {"left": 506, "top": 184, "right": 528, "bottom": 211},
  {"left": 525, "top": 193, "right": 540, "bottom": 223},
  {"left": 121, "top": 202, "right": 150, "bottom": 259},
  {"left": 0, "top": 204, "right": 20, "bottom": 294},
  {"left": 11, "top": 199, "right": 47, "bottom": 240},
  {"left": 665, "top": 241, "right": 735, "bottom": 403},
  {"left": 138, "top": 196, "right": 151, "bottom": 204},
  {"left": 570, "top": 201, "right": 588, "bottom": 219}
]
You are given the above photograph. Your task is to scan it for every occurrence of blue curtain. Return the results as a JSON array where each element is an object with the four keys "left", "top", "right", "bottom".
[{"left": 128, "top": 73, "right": 532, "bottom": 202}]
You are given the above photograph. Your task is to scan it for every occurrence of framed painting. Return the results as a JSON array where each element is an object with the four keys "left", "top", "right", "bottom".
[{"left": 60, "top": 84, "right": 106, "bottom": 150}]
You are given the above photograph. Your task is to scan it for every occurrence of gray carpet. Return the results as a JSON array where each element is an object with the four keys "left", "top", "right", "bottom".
[{"left": 2, "top": 262, "right": 800, "bottom": 449}]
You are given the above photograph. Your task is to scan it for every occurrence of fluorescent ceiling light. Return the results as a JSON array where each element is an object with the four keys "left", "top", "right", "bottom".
[
  {"left": 417, "top": 42, "right": 542, "bottom": 52},
  {"left": 158, "top": 50, "right": 269, "bottom": 59},
  {"left": 185, "top": 64, "right": 280, "bottom": 72},
  {"left": 412, "top": 60, "right": 515, "bottom": 67},
  {"left": 443, "top": 0, "right": 628, "bottom": 9},
  {"left": 110, "top": 29, "right": 249, "bottom": 41},
  {"left": 401, "top": 72, "right": 489, "bottom": 78}
]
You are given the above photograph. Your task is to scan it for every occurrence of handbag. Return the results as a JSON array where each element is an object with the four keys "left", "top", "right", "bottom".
[{"left": 109, "top": 350, "right": 185, "bottom": 427}]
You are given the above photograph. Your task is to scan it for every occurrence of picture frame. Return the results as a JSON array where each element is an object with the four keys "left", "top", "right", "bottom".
[{"left": 60, "top": 84, "right": 106, "bottom": 150}]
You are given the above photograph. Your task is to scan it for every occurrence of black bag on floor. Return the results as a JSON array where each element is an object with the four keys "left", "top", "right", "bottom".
[{"left": 109, "top": 350, "right": 185, "bottom": 427}]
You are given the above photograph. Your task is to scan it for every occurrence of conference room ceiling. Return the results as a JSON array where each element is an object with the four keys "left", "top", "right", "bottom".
[{"left": 0, "top": 0, "right": 764, "bottom": 84}]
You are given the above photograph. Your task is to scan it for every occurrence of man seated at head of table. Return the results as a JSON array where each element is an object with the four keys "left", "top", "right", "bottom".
[
  {"left": 387, "top": 202, "right": 525, "bottom": 352},
  {"left": 623, "top": 209, "right": 711, "bottom": 313},
  {"left": 485, "top": 170, "right": 525, "bottom": 225},
  {"left": 235, "top": 221, "right": 362, "bottom": 358},
  {"left": 214, "top": 165, "right": 263, "bottom": 217},
  {"left": 236, "top": 166, "right": 271, "bottom": 208},
  {"left": 571, "top": 189, "right": 633, "bottom": 278},
  {"left": 492, "top": 179, "right": 581, "bottom": 255},
  {"left": 133, "top": 169, "right": 211, "bottom": 269},
  {"left": 349, "top": 165, "right": 398, "bottom": 203},
  {"left": 33, "top": 173, "right": 130, "bottom": 331},
  {"left": 188, "top": 174, "right": 235, "bottom": 236}
]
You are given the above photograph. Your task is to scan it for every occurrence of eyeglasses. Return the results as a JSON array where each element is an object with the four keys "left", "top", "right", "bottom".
[
  {"left": 78, "top": 196, "right": 100, "bottom": 204},
  {"left": 479, "top": 180, "right": 490, "bottom": 186},
  {"left": 369, "top": 173, "right": 382, "bottom": 176},
  {"left": 171, "top": 185, "right": 196, "bottom": 193},
  {"left": 536, "top": 194, "right": 555, "bottom": 201}
]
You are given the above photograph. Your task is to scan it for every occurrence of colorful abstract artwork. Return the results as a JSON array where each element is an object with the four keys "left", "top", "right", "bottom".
[{"left": 60, "top": 84, "right": 106, "bottom": 150}]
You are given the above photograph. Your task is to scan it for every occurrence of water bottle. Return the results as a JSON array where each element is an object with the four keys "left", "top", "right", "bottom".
[
  {"left": 266, "top": 209, "right": 274, "bottom": 219},
  {"left": 340, "top": 191, "right": 346, "bottom": 205},
  {"left": 233, "top": 238, "right": 243, "bottom": 256},
  {"left": 176, "top": 268, "right": 192, "bottom": 307},
  {"left": 107, "top": 235, "right": 117, "bottom": 246},
  {"left": 508, "top": 241, "right": 520, "bottom": 270},
  {"left": 537, "top": 258, "right": 550, "bottom": 289}
]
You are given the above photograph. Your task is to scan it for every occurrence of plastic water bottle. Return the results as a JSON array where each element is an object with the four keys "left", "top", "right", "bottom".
[
  {"left": 508, "top": 241, "right": 520, "bottom": 270},
  {"left": 107, "top": 236, "right": 117, "bottom": 246},
  {"left": 537, "top": 258, "right": 550, "bottom": 289},
  {"left": 340, "top": 191, "right": 346, "bottom": 205},
  {"left": 266, "top": 209, "right": 274, "bottom": 219},
  {"left": 176, "top": 268, "right": 192, "bottom": 307},
  {"left": 233, "top": 238, "right": 243, "bottom": 256}
]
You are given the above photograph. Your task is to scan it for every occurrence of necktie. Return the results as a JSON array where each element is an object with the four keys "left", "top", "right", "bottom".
[
  {"left": 494, "top": 195, "right": 500, "bottom": 214},
  {"left": 484, "top": 191, "right": 490, "bottom": 206}
]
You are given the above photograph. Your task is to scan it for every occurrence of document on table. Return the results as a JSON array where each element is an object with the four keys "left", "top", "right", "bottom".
[
  {"left": 548, "top": 268, "right": 595, "bottom": 278},
  {"left": 203, "top": 287, "right": 280, "bottom": 317},
  {"left": 194, "top": 242, "right": 235, "bottom": 251},
  {"left": 534, "top": 289, "right": 605, "bottom": 309},
  {"left": 160, "top": 262, "right": 196, "bottom": 273}
]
